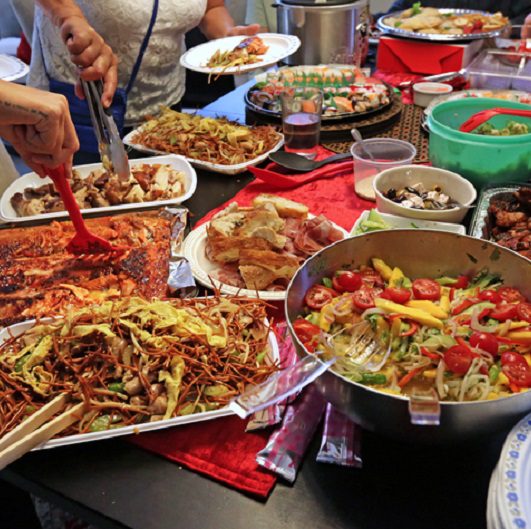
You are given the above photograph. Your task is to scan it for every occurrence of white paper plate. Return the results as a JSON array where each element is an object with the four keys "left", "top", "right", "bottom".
[
  {"left": 180, "top": 33, "right": 301, "bottom": 76},
  {"left": 0, "top": 155, "right": 197, "bottom": 223},
  {"left": 351, "top": 210, "right": 467, "bottom": 236},
  {"left": 123, "top": 127, "right": 284, "bottom": 176},
  {"left": 496, "top": 413, "right": 531, "bottom": 529},
  {"left": 0, "top": 54, "right": 29, "bottom": 82},
  {"left": 182, "top": 217, "right": 348, "bottom": 301},
  {"left": 0, "top": 314, "right": 279, "bottom": 450}
]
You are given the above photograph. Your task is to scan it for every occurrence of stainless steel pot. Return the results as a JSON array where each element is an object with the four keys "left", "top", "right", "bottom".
[
  {"left": 276, "top": 0, "right": 368, "bottom": 65},
  {"left": 285, "top": 230, "right": 531, "bottom": 443}
]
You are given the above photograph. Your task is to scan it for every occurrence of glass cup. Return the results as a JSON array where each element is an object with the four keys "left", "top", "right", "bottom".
[
  {"left": 280, "top": 87, "right": 323, "bottom": 159},
  {"left": 351, "top": 139, "right": 417, "bottom": 201}
]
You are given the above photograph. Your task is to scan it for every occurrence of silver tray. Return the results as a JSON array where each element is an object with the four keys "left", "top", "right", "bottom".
[{"left": 376, "top": 9, "right": 509, "bottom": 42}]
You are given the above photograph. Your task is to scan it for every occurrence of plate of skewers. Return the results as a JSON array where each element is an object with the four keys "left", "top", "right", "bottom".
[{"left": 180, "top": 33, "right": 301, "bottom": 78}]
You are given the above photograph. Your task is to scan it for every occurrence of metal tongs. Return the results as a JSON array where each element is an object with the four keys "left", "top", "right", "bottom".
[{"left": 81, "top": 79, "right": 130, "bottom": 180}]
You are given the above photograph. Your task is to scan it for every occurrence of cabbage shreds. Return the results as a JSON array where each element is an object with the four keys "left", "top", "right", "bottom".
[
  {"left": 0, "top": 296, "right": 276, "bottom": 438},
  {"left": 132, "top": 108, "right": 281, "bottom": 165}
]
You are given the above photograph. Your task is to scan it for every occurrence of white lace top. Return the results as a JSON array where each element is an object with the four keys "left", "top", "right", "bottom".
[{"left": 29, "top": 0, "right": 207, "bottom": 126}]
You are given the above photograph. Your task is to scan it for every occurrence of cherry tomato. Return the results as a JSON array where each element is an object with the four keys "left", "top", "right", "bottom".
[
  {"left": 304, "top": 285, "right": 336, "bottom": 310},
  {"left": 292, "top": 319, "right": 320, "bottom": 351},
  {"left": 498, "top": 287, "right": 525, "bottom": 303},
  {"left": 501, "top": 352, "right": 531, "bottom": 388},
  {"left": 454, "top": 275, "right": 470, "bottom": 289},
  {"left": 491, "top": 303, "right": 518, "bottom": 321},
  {"left": 382, "top": 287, "right": 411, "bottom": 304},
  {"left": 352, "top": 287, "right": 379, "bottom": 310},
  {"left": 332, "top": 276, "right": 345, "bottom": 293},
  {"left": 444, "top": 345, "right": 474, "bottom": 375},
  {"left": 472, "top": 19, "right": 483, "bottom": 31},
  {"left": 412, "top": 279, "right": 441, "bottom": 301},
  {"left": 516, "top": 302, "right": 531, "bottom": 323},
  {"left": 335, "top": 271, "right": 362, "bottom": 292},
  {"left": 469, "top": 332, "right": 499, "bottom": 356},
  {"left": 479, "top": 289, "right": 501, "bottom": 303},
  {"left": 360, "top": 268, "right": 384, "bottom": 287}
]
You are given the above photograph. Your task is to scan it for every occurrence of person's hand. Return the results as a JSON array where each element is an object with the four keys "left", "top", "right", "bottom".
[
  {"left": 60, "top": 15, "right": 118, "bottom": 107},
  {"left": 0, "top": 82, "right": 79, "bottom": 176},
  {"left": 226, "top": 23, "right": 261, "bottom": 37},
  {"left": 522, "top": 13, "right": 531, "bottom": 40}
]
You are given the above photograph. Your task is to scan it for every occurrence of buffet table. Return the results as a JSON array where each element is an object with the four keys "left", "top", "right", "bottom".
[{"left": 0, "top": 83, "right": 520, "bottom": 529}]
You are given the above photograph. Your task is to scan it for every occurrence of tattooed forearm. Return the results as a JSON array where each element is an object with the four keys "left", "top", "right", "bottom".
[{"left": 0, "top": 99, "right": 48, "bottom": 120}]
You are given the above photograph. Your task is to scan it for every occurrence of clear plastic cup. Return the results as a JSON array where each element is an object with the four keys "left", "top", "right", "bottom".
[
  {"left": 280, "top": 87, "right": 323, "bottom": 158},
  {"left": 351, "top": 139, "right": 417, "bottom": 201}
]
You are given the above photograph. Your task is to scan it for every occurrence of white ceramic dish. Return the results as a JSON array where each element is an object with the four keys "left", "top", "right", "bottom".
[
  {"left": 0, "top": 155, "right": 197, "bottom": 223},
  {"left": 373, "top": 165, "right": 477, "bottom": 224},
  {"left": 0, "top": 54, "right": 29, "bottom": 82},
  {"left": 122, "top": 128, "right": 284, "bottom": 176},
  {"left": 413, "top": 82, "right": 453, "bottom": 108},
  {"left": 180, "top": 33, "right": 301, "bottom": 76},
  {"left": 0, "top": 315, "right": 279, "bottom": 450},
  {"left": 351, "top": 209, "right": 466, "bottom": 235},
  {"left": 182, "top": 217, "right": 348, "bottom": 301}
]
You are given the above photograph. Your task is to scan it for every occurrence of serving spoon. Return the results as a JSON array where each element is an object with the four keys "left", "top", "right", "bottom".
[{"left": 268, "top": 151, "right": 351, "bottom": 172}]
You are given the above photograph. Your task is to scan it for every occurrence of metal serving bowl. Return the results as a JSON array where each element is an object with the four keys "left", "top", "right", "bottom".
[{"left": 285, "top": 230, "right": 531, "bottom": 443}]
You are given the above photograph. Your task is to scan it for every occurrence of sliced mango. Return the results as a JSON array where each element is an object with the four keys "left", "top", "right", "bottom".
[
  {"left": 507, "top": 330, "right": 531, "bottom": 344},
  {"left": 405, "top": 300, "right": 448, "bottom": 319},
  {"left": 389, "top": 267, "right": 406, "bottom": 288},
  {"left": 375, "top": 298, "right": 443, "bottom": 329},
  {"left": 371, "top": 258, "right": 393, "bottom": 281},
  {"left": 439, "top": 287, "right": 451, "bottom": 314}
]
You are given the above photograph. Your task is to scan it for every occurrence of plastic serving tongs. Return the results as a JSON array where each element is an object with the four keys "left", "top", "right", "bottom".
[
  {"left": 80, "top": 79, "right": 130, "bottom": 180},
  {"left": 459, "top": 107, "right": 531, "bottom": 133},
  {"left": 45, "top": 164, "right": 125, "bottom": 255}
]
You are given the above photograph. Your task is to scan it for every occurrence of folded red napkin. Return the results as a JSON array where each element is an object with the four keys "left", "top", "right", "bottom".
[{"left": 129, "top": 416, "right": 276, "bottom": 498}]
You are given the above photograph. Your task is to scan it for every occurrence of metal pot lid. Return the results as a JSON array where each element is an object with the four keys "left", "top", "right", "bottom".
[{"left": 277, "top": 0, "right": 358, "bottom": 6}]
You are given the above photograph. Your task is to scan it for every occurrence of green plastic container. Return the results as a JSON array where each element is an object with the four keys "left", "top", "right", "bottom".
[{"left": 427, "top": 98, "right": 531, "bottom": 190}]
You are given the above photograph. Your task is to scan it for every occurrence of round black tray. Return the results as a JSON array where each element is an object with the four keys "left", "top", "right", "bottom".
[{"left": 244, "top": 82, "right": 394, "bottom": 124}]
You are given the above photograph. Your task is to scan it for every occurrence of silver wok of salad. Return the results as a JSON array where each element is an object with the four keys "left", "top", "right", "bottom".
[{"left": 285, "top": 230, "right": 531, "bottom": 443}]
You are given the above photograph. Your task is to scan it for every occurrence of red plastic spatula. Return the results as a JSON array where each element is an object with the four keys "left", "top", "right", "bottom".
[
  {"left": 459, "top": 107, "right": 531, "bottom": 133},
  {"left": 44, "top": 164, "right": 125, "bottom": 255}
]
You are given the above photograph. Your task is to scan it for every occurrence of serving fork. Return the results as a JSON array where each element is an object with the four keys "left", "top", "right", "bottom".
[{"left": 229, "top": 321, "right": 390, "bottom": 418}]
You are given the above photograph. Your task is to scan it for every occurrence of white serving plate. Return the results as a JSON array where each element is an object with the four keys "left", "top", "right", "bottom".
[
  {"left": 0, "top": 314, "right": 279, "bottom": 450},
  {"left": 123, "top": 127, "right": 284, "bottom": 176},
  {"left": 496, "top": 412, "right": 531, "bottom": 529},
  {"left": 180, "top": 33, "right": 301, "bottom": 76},
  {"left": 182, "top": 216, "right": 348, "bottom": 301},
  {"left": 0, "top": 54, "right": 29, "bottom": 82},
  {"left": 0, "top": 155, "right": 197, "bottom": 223},
  {"left": 351, "top": 210, "right": 467, "bottom": 235}
]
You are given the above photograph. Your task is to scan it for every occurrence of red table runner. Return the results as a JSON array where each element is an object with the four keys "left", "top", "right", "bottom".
[{"left": 199, "top": 146, "right": 374, "bottom": 232}]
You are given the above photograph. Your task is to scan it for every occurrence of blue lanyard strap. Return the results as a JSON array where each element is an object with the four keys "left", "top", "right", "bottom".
[{"left": 125, "top": 0, "right": 159, "bottom": 94}]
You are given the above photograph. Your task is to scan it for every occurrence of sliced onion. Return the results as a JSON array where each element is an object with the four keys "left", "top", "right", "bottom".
[
  {"left": 470, "top": 307, "right": 498, "bottom": 333},
  {"left": 497, "top": 319, "right": 511, "bottom": 337},
  {"left": 361, "top": 307, "right": 385, "bottom": 319},
  {"left": 436, "top": 358, "right": 447, "bottom": 399}
]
